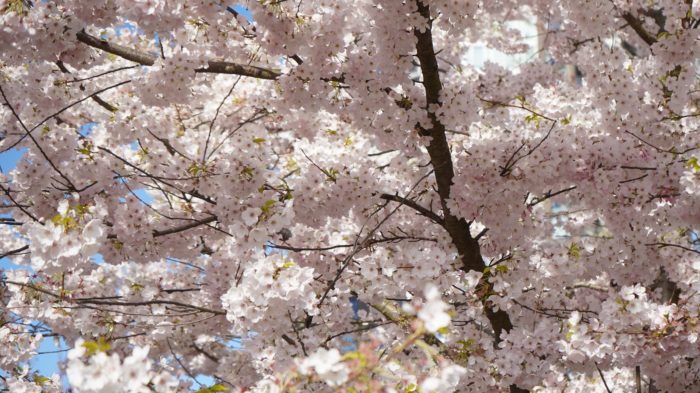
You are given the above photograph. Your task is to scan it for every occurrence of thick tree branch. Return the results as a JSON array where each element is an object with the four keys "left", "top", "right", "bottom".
[
  {"left": 621, "top": 12, "right": 657, "bottom": 46},
  {"left": 196, "top": 61, "right": 280, "bottom": 79},
  {"left": 76, "top": 30, "right": 281, "bottom": 80},
  {"left": 414, "top": 3, "right": 481, "bottom": 271},
  {"left": 413, "top": 3, "right": 523, "bottom": 391},
  {"left": 379, "top": 193, "right": 444, "bottom": 225}
]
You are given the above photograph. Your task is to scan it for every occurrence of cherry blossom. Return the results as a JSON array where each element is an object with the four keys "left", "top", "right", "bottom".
[
  {"left": 297, "top": 348, "right": 349, "bottom": 387},
  {"left": 417, "top": 284, "right": 452, "bottom": 333},
  {"left": 1, "top": 0, "right": 699, "bottom": 392}
]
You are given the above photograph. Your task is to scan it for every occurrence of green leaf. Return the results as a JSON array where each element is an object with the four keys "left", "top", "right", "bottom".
[
  {"left": 272, "top": 259, "right": 296, "bottom": 280},
  {"left": 52, "top": 214, "right": 75, "bottom": 232},
  {"left": 82, "top": 337, "right": 111, "bottom": 356},
  {"left": 261, "top": 199, "right": 276, "bottom": 216},
  {"left": 565, "top": 330, "right": 574, "bottom": 342},
  {"left": 136, "top": 147, "right": 149, "bottom": 162},
  {"left": 342, "top": 350, "right": 367, "bottom": 367},
  {"left": 458, "top": 338, "right": 474, "bottom": 349},
  {"left": 567, "top": 242, "right": 581, "bottom": 259},
  {"left": 324, "top": 167, "right": 339, "bottom": 182},
  {"left": 112, "top": 239, "right": 123, "bottom": 250},
  {"left": 525, "top": 113, "right": 542, "bottom": 128},
  {"left": 188, "top": 162, "right": 210, "bottom": 177},
  {"left": 4, "top": 0, "right": 31, "bottom": 16},
  {"left": 252, "top": 137, "right": 266, "bottom": 145},
  {"left": 687, "top": 157, "right": 700, "bottom": 171},
  {"left": 32, "top": 374, "right": 51, "bottom": 386},
  {"left": 240, "top": 166, "right": 254, "bottom": 180},
  {"left": 78, "top": 147, "right": 94, "bottom": 159},
  {"left": 194, "top": 384, "right": 228, "bottom": 393},
  {"left": 616, "top": 297, "right": 629, "bottom": 313},
  {"left": 397, "top": 96, "right": 413, "bottom": 109}
]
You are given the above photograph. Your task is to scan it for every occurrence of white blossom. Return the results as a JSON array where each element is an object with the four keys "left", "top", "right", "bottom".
[{"left": 418, "top": 284, "right": 451, "bottom": 333}]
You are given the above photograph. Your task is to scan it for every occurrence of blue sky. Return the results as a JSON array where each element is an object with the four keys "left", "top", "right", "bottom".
[
  {"left": 0, "top": 124, "right": 215, "bottom": 386},
  {"left": 0, "top": 145, "right": 66, "bottom": 377}
]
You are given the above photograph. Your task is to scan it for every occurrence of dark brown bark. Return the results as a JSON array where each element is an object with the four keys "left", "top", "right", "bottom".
[
  {"left": 76, "top": 30, "right": 281, "bottom": 80},
  {"left": 621, "top": 12, "right": 657, "bottom": 46},
  {"left": 413, "top": 2, "right": 525, "bottom": 392},
  {"left": 413, "top": 2, "right": 482, "bottom": 273}
]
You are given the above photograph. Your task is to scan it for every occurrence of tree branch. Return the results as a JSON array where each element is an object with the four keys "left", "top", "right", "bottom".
[
  {"left": 527, "top": 186, "right": 577, "bottom": 207},
  {"left": 379, "top": 193, "right": 444, "bottom": 225},
  {"left": 413, "top": 3, "right": 523, "bottom": 391},
  {"left": 595, "top": 362, "right": 613, "bottom": 393},
  {"left": 76, "top": 30, "right": 281, "bottom": 80},
  {"left": 55, "top": 60, "right": 119, "bottom": 113},
  {"left": 0, "top": 85, "right": 77, "bottom": 191},
  {"left": 0, "top": 245, "right": 29, "bottom": 260},
  {"left": 621, "top": 12, "right": 657, "bottom": 46},
  {"left": 3, "top": 280, "right": 225, "bottom": 315},
  {"left": 271, "top": 234, "right": 436, "bottom": 253},
  {"left": 153, "top": 215, "right": 218, "bottom": 237}
]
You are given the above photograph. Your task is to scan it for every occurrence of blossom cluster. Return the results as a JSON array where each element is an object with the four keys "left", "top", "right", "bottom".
[{"left": 1, "top": 0, "right": 700, "bottom": 392}]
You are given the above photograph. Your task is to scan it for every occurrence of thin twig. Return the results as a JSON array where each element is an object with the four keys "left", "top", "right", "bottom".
[
  {"left": 594, "top": 362, "right": 613, "bottom": 393},
  {"left": 317, "top": 170, "right": 434, "bottom": 308},
  {"left": 203, "top": 77, "right": 241, "bottom": 161},
  {"left": 167, "top": 338, "right": 202, "bottom": 387}
]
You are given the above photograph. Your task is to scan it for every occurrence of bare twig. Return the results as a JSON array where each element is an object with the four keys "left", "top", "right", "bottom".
[
  {"left": 501, "top": 120, "right": 557, "bottom": 177},
  {"left": 3, "top": 280, "right": 225, "bottom": 315},
  {"left": 0, "top": 245, "right": 29, "bottom": 260},
  {"left": 528, "top": 186, "right": 577, "bottom": 207},
  {"left": 1, "top": 80, "right": 130, "bottom": 154},
  {"left": 624, "top": 130, "right": 699, "bottom": 155},
  {"left": 203, "top": 77, "right": 241, "bottom": 161},
  {"left": 646, "top": 242, "right": 700, "bottom": 255},
  {"left": 594, "top": 362, "right": 613, "bottom": 393},
  {"left": 317, "top": 170, "right": 434, "bottom": 308},
  {"left": 167, "top": 338, "right": 203, "bottom": 386}
]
